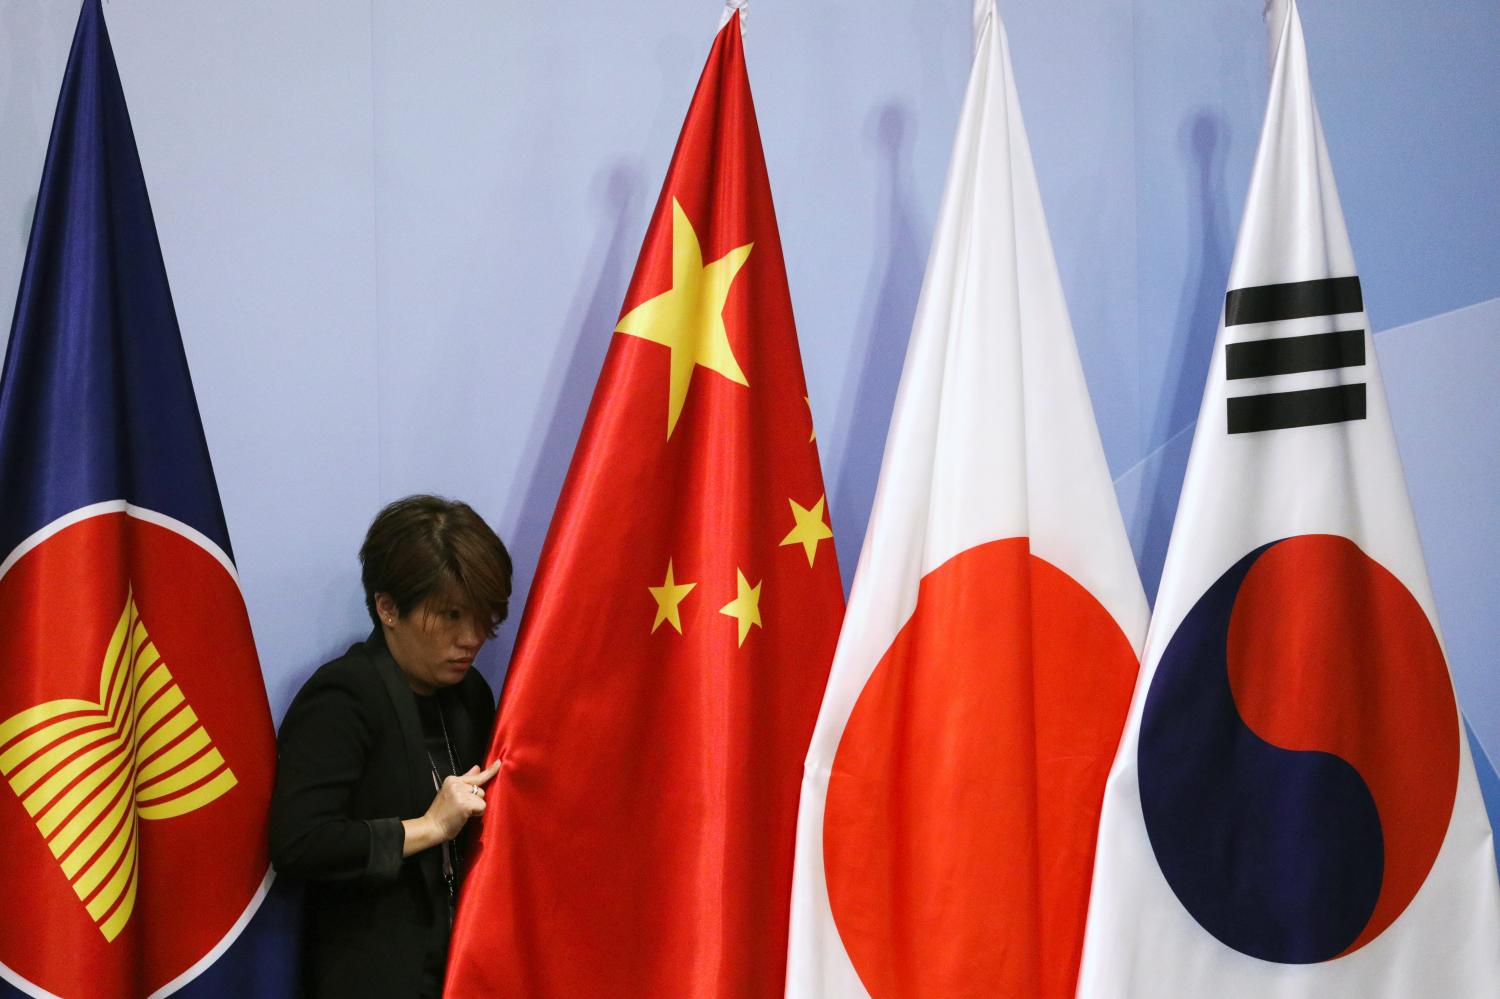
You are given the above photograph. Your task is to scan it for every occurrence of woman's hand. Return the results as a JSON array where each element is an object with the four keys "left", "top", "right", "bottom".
[
  {"left": 426, "top": 763, "right": 500, "bottom": 840},
  {"left": 401, "top": 761, "right": 500, "bottom": 857}
]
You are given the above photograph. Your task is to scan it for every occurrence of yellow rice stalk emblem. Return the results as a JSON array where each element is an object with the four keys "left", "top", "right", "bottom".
[{"left": 0, "top": 590, "right": 236, "bottom": 940}]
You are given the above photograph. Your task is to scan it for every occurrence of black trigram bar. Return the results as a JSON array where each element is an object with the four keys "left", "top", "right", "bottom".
[
  {"left": 1224, "top": 276, "right": 1363, "bottom": 326},
  {"left": 1228, "top": 384, "right": 1366, "bottom": 434},
  {"left": 1226, "top": 330, "right": 1365, "bottom": 380}
]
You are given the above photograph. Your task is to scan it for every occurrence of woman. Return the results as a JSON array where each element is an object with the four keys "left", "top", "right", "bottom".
[{"left": 269, "top": 495, "right": 512, "bottom": 999}]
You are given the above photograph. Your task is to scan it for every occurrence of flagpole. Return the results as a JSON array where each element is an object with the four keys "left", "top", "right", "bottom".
[
  {"left": 719, "top": 0, "right": 747, "bottom": 34},
  {"left": 1263, "top": 0, "right": 1291, "bottom": 75},
  {"left": 973, "top": 0, "right": 994, "bottom": 49}
]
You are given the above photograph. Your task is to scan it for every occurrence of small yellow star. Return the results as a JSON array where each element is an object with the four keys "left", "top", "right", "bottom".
[
  {"left": 648, "top": 559, "right": 696, "bottom": 634},
  {"left": 779, "top": 495, "right": 833, "bottom": 567},
  {"left": 718, "top": 569, "right": 763, "bottom": 648},
  {"left": 615, "top": 198, "right": 753, "bottom": 438},
  {"left": 805, "top": 396, "right": 816, "bottom": 443}
]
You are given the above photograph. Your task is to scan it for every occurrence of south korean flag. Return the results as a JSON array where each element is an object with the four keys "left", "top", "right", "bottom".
[{"left": 1075, "top": 1, "right": 1500, "bottom": 995}]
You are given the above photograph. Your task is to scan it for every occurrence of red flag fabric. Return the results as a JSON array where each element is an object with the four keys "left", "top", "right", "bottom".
[{"left": 445, "top": 14, "right": 844, "bottom": 997}]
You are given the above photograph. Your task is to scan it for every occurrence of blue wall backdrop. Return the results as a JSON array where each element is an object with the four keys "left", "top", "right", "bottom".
[{"left": 2, "top": 1, "right": 1497, "bottom": 755}]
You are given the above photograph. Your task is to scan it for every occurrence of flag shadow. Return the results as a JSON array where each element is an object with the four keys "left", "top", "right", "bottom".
[
  {"left": 1138, "top": 110, "right": 1233, "bottom": 602},
  {"left": 829, "top": 102, "right": 924, "bottom": 594},
  {"left": 494, "top": 163, "right": 642, "bottom": 679}
]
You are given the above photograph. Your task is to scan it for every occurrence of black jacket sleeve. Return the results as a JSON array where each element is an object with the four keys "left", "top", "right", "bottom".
[{"left": 268, "top": 663, "right": 405, "bottom": 885}]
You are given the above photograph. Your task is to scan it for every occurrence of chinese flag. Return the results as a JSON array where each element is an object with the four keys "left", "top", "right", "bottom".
[{"left": 445, "top": 12, "right": 844, "bottom": 998}]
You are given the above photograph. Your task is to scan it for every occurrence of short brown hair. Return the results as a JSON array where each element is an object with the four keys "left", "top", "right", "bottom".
[{"left": 359, "top": 495, "right": 513, "bottom": 632}]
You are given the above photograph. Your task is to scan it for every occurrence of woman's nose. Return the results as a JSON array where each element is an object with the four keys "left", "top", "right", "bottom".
[{"left": 458, "top": 619, "right": 484, "bottom": 648}]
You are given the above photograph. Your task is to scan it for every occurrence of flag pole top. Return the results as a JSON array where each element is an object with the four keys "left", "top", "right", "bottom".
[
  {"left": 973, "top": 0, "right": 994, "bottom": 29},
  {"left": 973, "top": 0, "right": 995, "bottom": 47},
  {"left": 1263, "top": 0, "right": 1292, "bottom": 76},
  {"left": 719, "top": 0, "right": 747, "bottom": 34}
]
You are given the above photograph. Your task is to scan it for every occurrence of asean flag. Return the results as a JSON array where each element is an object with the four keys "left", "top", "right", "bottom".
[
  {"left": 444, "top": 6, "right": 844, "bottom": 997},
  {"left": 1076, "top": 2, "right": 1500, "bottom": 995},
  {"left": 0, "top": 3, "right": 281, "bottom": 997},
  {"left": 784, "top": 3, "right": 1148, "bottom": 996}
]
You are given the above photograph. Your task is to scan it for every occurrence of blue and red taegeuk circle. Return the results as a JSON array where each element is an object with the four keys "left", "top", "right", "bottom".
[
  {"left": 0, "top": 508, "right": 275, "bottom": 998},
  {"left": 1138, "top": 534, "right": 1458, "bottom": 963}
]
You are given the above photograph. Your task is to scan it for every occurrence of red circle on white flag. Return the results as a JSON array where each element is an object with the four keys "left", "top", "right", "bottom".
[{"left": 824, "top": 538, "right": 1137, "bottom": 998}]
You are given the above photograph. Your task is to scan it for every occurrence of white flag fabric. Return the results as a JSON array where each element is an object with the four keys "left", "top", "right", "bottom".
[
  {"left": 1076, "top": 3, "right": 1500, "bottom": 996},
  {"left": 783, "top": 3, "right": 1147, "bottom": 996}
]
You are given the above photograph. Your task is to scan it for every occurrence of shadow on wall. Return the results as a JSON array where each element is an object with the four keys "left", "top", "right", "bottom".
[
  {"left": 1, "top": 2, "right": 46, "bottom": 350},
  {"left": 829, "top": 102, "right": 924, "bottom": 594},
  {"left": 493, "top": 163, "right": 642, "bottom": 684},
  {"left": 1135, "top": 110, "right": 1233, "bottom": 602},
  {"left": 17, "top": 196, "right": 34, "bottom": 254},
  {"left": 260, "top": 567, "right": 374, "bottom": 724},
  {"left": 1469, "top": 719, "right": 1500, "bottom": 874}
]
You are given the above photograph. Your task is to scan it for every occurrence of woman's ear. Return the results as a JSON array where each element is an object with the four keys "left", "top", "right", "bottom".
[{"left": 374, "top": 592, "right": 399, "bottom": 626}]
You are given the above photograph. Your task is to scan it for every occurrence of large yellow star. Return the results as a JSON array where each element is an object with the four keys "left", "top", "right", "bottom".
[
  {"left": 779, "top": 495, "right": 833, "bottom": 567},
  {"left": 615, "top": 198, "right": 753, "bottom": 438},
  {"left": 718, "top": 569, "right": 763, "bottom": 648},
  {"left": 648, "top": 559, "right": 696, "bottom": 634}
]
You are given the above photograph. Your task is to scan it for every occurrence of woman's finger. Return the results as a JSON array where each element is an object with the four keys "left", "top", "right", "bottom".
[{"left": 458, "top": 761, "right": 501, "bottom": 787}]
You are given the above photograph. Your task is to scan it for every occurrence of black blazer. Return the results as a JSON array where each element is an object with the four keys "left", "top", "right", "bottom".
[{"left": 269, "top": 631, "right": 495, "bottom": 999}]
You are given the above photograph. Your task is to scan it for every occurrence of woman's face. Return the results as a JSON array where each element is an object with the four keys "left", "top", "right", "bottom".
[{"left": 376, "top": 591, "right": 489, "bottom": 694}]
